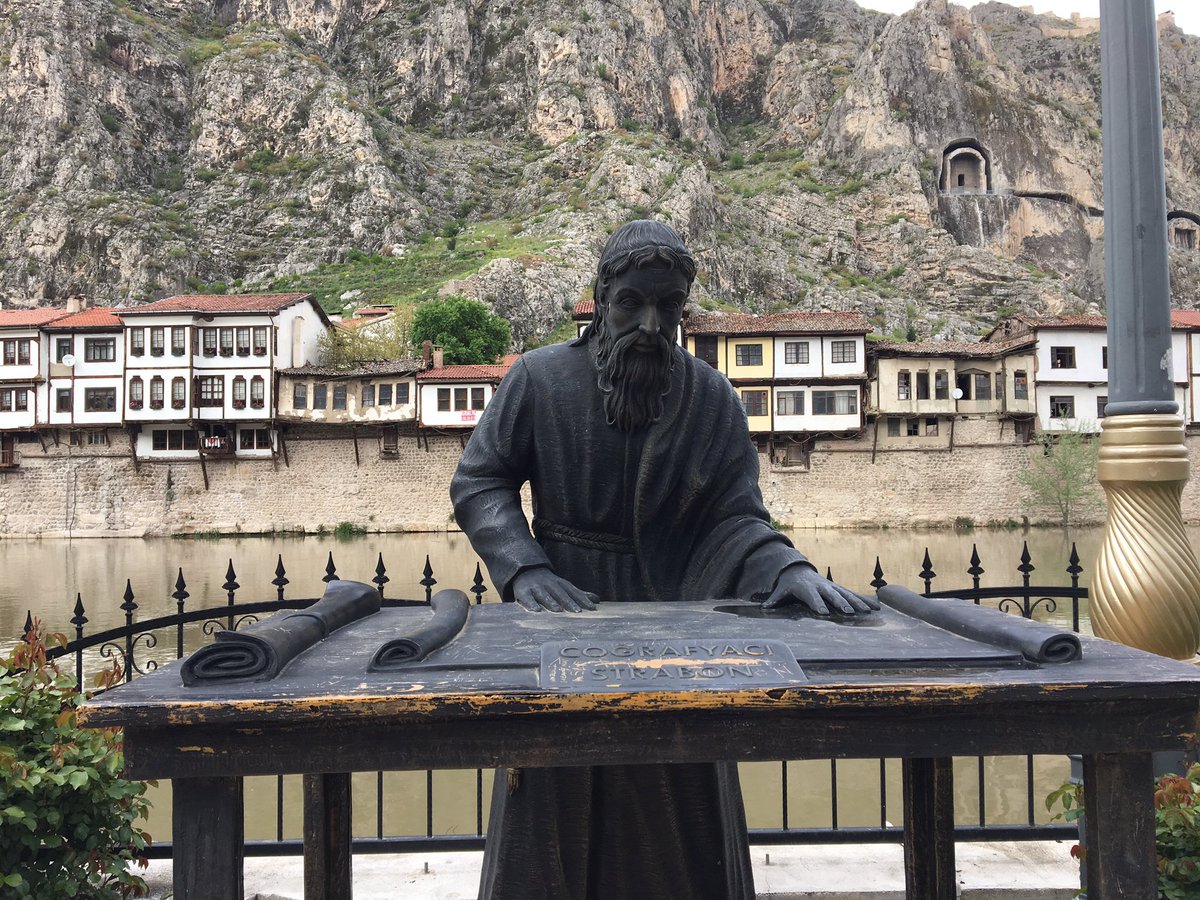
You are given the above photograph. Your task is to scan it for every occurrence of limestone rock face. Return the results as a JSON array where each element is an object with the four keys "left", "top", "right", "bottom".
[{"left": 1, "top": 0, "right": 1199, "bottom": 344}]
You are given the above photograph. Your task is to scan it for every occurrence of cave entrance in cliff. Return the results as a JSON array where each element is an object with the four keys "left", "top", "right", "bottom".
[
  {"left": 940, "top": 140, "right": 992, "bottom": 194},
  {"left": 1168, "top": 211, "right": 1200, "bottom": 251}
]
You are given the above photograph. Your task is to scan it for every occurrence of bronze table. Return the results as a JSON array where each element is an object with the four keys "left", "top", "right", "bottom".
[{"left": 80, "top": 600, "right": 1200, "bottom": 900}]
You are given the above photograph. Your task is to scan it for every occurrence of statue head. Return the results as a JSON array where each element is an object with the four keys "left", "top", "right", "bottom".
[{"left": 589, "top": 220, "right": 696, "bottom": 432}]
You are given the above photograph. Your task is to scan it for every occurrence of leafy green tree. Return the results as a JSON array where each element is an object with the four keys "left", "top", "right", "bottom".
[
  {"left": 1017, "top": 424, "right": 1103, "bottom": 527},
  {"left": 411, "top": 295, "right": 511, "bottom": 365},
  {"left": 317, "top": 308, "right": 413, "bottom": 368}
]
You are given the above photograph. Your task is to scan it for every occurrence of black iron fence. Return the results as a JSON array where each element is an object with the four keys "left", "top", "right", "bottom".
[{"left": 27, "top": 540, "right": 1086, "bottom": 857}]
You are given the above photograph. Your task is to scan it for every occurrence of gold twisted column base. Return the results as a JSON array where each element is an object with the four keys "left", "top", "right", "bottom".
[{"left": 1092, "top": 414, "right": 1200, "bottom": 659}]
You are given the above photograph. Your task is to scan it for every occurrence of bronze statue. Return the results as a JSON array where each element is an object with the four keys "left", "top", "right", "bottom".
[{"left": 451, "top": 220, "right": 875, "bottom": 900}]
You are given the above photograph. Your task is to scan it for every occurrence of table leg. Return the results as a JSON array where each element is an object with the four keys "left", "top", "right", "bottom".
[
  {"left": 902, "top": 757, "right": 955, "bottom": 900},
  {"left": 172, "top": 776, "right": 243, "bottom": 900},
  {"left": 1082, "top": 752, "right": 1155, "bottom": 900},
  {"left": 304, "top": 772, "right": 353, "bottom": 900}
]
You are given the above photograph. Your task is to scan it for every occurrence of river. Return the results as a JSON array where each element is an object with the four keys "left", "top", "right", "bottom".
[{"left": 1, "top": 526, "right": 1140, "bottom": 846}]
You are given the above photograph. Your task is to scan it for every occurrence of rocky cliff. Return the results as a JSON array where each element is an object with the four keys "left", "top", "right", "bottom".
[{"left": 2, "top": 0, "right": 1200, "bottom": 345}]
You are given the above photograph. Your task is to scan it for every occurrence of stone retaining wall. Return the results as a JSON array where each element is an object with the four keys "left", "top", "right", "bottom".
[{"left": 2, "top": 418, "right": 1198, "bottom": 536}]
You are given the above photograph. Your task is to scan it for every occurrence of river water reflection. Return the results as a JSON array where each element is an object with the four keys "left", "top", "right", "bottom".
[{"left": 3, "top": 525, "right": 1152, "bottom": 845}]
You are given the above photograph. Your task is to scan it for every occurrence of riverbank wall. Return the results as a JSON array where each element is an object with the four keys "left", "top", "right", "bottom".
[{"left": 2, "top": 417, "right": 1198, "bottom": 537}]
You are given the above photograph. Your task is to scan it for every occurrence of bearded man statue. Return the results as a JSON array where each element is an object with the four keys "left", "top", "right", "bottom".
[{"left": 450, "top": 220, "right": 875, "bottom": 900}]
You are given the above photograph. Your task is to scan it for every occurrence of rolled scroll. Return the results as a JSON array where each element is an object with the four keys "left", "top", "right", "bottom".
[
  {"left": 369, "top": 589, "right": 470, "bottom": 670},
  {"left": 181, "top": 580, "right": 382, "bottom": 685},
  {"left": 876, "top": 584, "right": 1082, "bottom": 663}
]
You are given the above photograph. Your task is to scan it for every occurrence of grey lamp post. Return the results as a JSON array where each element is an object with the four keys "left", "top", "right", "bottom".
[{"left": 1091, "top": 0, "right": 1200, "bottom": 659}]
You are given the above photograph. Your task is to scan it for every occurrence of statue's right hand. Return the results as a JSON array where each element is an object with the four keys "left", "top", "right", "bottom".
[{"left": 511, "top": 569, "right": 599, "bottom": 613}]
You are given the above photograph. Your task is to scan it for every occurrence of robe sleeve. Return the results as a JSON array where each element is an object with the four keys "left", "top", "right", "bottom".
[{"left": 450, "top": 359, "right": 553, "bottom": 601}]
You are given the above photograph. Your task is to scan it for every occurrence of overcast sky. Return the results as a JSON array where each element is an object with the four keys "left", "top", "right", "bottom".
[{"left": 855, "top": 1, "right": 1198, "bottom": 37}]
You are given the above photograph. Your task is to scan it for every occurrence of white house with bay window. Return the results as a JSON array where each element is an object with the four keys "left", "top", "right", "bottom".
[
  {"left": 417, "top": 357, "right": 518, "bottom": 431},
  {"left": 116, "top": 293, "right": 330, "bottom": 459},
  {"left": 985, "top": 315, "right": 1188, "bottom": 433},
  {"left": 42, "top": 308, "right": 125, "bottom": 435}
]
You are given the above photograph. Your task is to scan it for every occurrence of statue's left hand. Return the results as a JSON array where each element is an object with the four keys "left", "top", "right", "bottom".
[{"left": 761, "top": 565, "right": 881, "bottom": 616}]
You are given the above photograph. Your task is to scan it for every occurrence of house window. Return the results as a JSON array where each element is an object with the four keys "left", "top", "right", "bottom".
[
  {"left": 916, "top": 371, "right": 930, "bottom": 400},
  {"left": 735, "top": 344, "right": 763, "bottom": 367},
  {"left": 172, "top": 378, "right": 186, "bottom": 409},
  {"left": 150, "top": 327, "right": 165, "bottom": 357},
  {"left": 253, "top": 327, "right": 269, "bottom": 356},
  {"left": 906, "top": 418, "right": 921, "bottom": 436},
  {"left": 197, "top": 376, "right": 224, "bottom": 407},
  {"left": 232, "top": 376, "right": 247, "bottom": 409},
  {"left": 130, "top": 330, "right": 144, "bottom": 357},
  {"left": 239, "top": 428, "right": 272, "bottom": 450},
  {"left": 813, "top": 390, "right": 858, "bottom": 415},
  {"left": 87, "top": 430, "right": 108, "bottom": 446},
  {"left": 84, "top": 338, "right": 115, "bottom": 362},
  {"left": 1051, "top": 346, "right": 1075, "bottom": 369},
  {"left": 129, "top": 377, "right": 143, "bottom": 410},
  {"left": 396, "top": 383, "right": 410, "bottom": 404},
  {"left": 84, "top": 388, "right": 116, "bottom": 412},
  {"left": 454, "top": 388, "right": 469, "bottom": 411},
  {"left": 202, "top": 329, "right": 218, "bottom": 357},
  {"left": 897, "top": 371, "right": 911, "bottom": 401},
  {"left": 776, "top": 390, "right": 804, "bottom": 416},
  {"left": 250, "top": 376, "right": 265, "bottom": 409},
  {"left": 332, "top": 385, "right": 347, "bottom": 410},
  {"left": 378, "top": 384, "right": 392, "bottom": 406},
  {"left": 220, "top": 328, "right": 234, "bottom": 357},
  {"left": 1014, "top": 370, "right": 1029, "bottom": 400},
  {"left": 13, "top": 389, "right": 28, "bottom": 411},
  {"left": 293, "top": 383, "right": 308, "bottom": 409},
  {"left": 56, "top": 338, "right": 72, "bottom": 363},
  {"left": 925, "top": 417, "right": 939, "bottom": 436},
  {"left": 313, "top": 384, "right": 327, "bottom": 409},
  {"left": 694, "top": 336, "right": 719, "bottom": 367},
  {"left": 172, "top": 327, "right": 186, "bottom": 357},
  {"left": 1102, "top": 346, "right": 1108, "bottom": 369},
  {"left": 1097, "top": 396, "right": 1108, "bottom": 419},
  {"left": 471, "top": 387, "right": 486, "bottom": 410},
  {"left": 56, "top": 389, "right": 72, "bottom": 412},
  {"left": 0, "top": 389, "right": 10, "bottom": 411},
  {"left": 741, "top": 390, "right": 768, "bottom": 417},
  {"left": 956, "top": 373, "right": 972, "bottom": 400},
  {"left": 437, "top": 388, "right": 451, "bottom": 411},
  {"left": 152, "top": 429, "right": 198, "bottom": 451},
  {"left": 974, "top": 373, "right": 992, "bottom": 401},
  {"left": 360, "top": 385, "right": 374, "bottom": 408},
  {"left": 784, "top": 341, "right": 810, "bottom": 365},
  {"left": 1050, "top": 395, "right": 1075, "bottom": 419},
  {"left": 830, "top": 340, "right": 856, "bottom": 364},
  {"left": 381, "top": 428, "right": 399, "bottom": 454},
  {"left": 887, "top": 418, "right": 900, "bottom": 437},
  {"left": 236, "top": 328, "right": 251, "bottom": 357},
  {"left": 150, "top": 377, "right": 164, "bottom": 409},
  {"left": 934, "top": 370, "right": 949, "bottom": 400}
]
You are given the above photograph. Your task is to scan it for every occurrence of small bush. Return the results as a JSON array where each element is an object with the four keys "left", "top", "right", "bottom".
[
  {"left": 333, "top": 521, "right": 367, "bottom": 540},
  {"left": 0, "top": 625, "right": 152, "bottom": 897},
  {"left": 99, "top": 112, "right": 121, "bottom": 134}
]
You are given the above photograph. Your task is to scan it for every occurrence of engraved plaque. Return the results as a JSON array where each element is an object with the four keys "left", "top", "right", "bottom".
[{"left": 540, "top": 638, "right": 806, "bottom": 692}]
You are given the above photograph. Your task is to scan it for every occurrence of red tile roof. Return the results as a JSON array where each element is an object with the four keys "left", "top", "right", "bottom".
[
  {"left": 573, "top": 300, "right": 595, "bottom": 319},
  {"left": 418, "top": 358, "right": 518, "bottom": 383},
  {"left": 0, "top": 308, "right": 70, "bottom": 328},
  {"left": 1017, "top": 314, "right": 1108, "bottom": 330},
  {"left": 1172, "top": 311, "right": 1200, "bottom": 328},
  {"left": 686, "top": 310, "right": 871, "bottom": 336},
  {"left": 283, "top": 359, "right": 426, "bottom": 378},
  {"left": 117, "top": 293, "right": 313, "bottom": 315},
  {"left": 42, "top": 308, "right": 122, "bottom": 331},
  {"left": 353, "top": 306, "right": 393, "bottom": 317}
]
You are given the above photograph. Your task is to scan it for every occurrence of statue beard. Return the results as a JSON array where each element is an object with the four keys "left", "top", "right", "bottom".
[{"left": 595, "top": 324, "right": 676, "bottom": 432}]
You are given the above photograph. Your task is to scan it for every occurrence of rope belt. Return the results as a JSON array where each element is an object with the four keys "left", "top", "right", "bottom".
[{"left": 532, "top": 517, "right": 635, "bottom": 554}]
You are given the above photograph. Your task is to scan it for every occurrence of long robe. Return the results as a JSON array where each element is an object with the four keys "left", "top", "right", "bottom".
[{"left": 450, "top": 336, "right": 815, "bottom": 900}]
